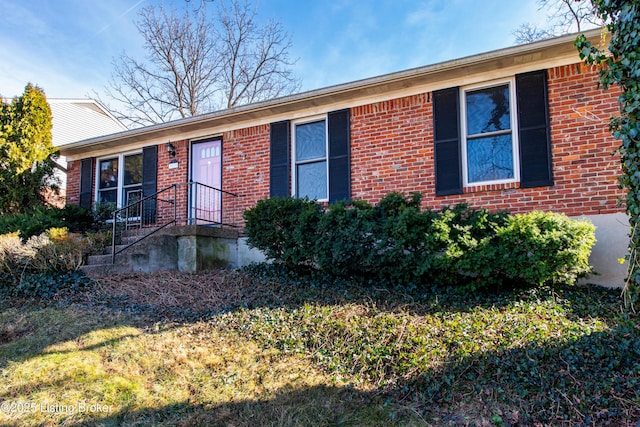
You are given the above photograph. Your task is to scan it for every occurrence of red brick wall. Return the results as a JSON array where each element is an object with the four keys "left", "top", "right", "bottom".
[
  {"left": 66, "top": 159, "right": 80, "bottom": 205},
  {"left": 221, "top": 125, "right": 271, "bottom": 226},
  {"left": 351, "top": 93, "right": 433, "bottom": 203},
  {"left": 155, "top": 140, "right": 189, "bottom": 224},
  {"left": 66, "top": 62, "right": 624, "bottom": 225},
  {"left": 350, "top": 63, "right": 624, "bottom": 216},
  {"left": 65, "top": 159, "right": 95, "bottom": 206}
]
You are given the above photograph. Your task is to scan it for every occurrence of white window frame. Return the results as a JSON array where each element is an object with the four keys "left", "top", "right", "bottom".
[
  {"left": 460, "top": 78, "right": 520, "bottom": 187},
  {"left": 95, "top": 150, "right": 143, "bottom": 209},
  {"left": 291, "top": 115, "right": 329, "bottom": 201}
]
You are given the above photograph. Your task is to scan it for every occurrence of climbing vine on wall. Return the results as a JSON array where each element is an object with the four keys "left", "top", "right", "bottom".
[{"left": 576, "top": 0, "right": 640, "bottom": 308}]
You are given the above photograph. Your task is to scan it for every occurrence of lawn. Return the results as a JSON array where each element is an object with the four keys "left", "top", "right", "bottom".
[{"left": 0, "top": 267, "right": 639, "bottom": 426}]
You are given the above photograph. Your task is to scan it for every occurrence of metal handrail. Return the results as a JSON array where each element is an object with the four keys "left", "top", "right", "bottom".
[
  {"left": 110, "top": 181, "right": 241, "bottom": 264},
  {"left": 181, "top": 180, "right": 240, "bottom": 197},
  {"left": 182, "top": 181, "right": 241, "bottom": 227},
  {"left": 111, "top": 184, "right": 177, "bottom": 264}
]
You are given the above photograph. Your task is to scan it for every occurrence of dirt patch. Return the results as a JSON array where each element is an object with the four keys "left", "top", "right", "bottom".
[
  {"left": 0, "top": 315, "right": 33, "bottom": 344},
  {"left": 0, "top": 328, "right": 18, "bottom": 344},
  {"left": 87, "top": 270, "right": 246, "bottom": 317}
]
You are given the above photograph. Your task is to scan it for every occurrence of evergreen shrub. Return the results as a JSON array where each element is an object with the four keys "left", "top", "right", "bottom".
[{"left": 244, "top": 193, "right": 596, "bottom": 289}]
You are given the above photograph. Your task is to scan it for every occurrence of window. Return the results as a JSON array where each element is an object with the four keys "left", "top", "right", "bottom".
[
  {"left": 270, "top": 109, "right": 350, "bottom": 202},
  {"left": 96, "top": 152, "right": 143, "bottom": 208},
  {"left": 433, "top": 70, "right": 552, "bottom": 196},
  {"left": 123, "top": 153, "right": 143, "bottom": 207},
  {"left": 294, "top": 119, "right": 327, "bottom": 200},
  {"left": 98, "top": 158, "right": 118, "bottom": 204},
  {"left": 461, "top": 81, "right": 518, "bottom": 185}
]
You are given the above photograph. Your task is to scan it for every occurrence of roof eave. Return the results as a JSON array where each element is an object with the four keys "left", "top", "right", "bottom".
[{"left": 59, "top": 28, "right": 604, "bottom": 157}]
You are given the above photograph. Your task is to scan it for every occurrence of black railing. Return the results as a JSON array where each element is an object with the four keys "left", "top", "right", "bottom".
[
  {"left": 186, "top": 181, "right": 239, "bottom": 227},
  {"left": 110, "top": 181, "right": 240, "bottom": 264},
  {"left": 111, "top": 184, "right": 177, "bottom": 264}
]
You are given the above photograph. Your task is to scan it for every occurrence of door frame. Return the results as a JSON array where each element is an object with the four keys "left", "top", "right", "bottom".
[{"left": 189, "top": 136, "right": 223, "bottom": 224}]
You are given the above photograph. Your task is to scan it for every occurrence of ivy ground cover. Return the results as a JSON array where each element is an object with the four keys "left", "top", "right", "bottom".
[{"left": 0, "top": 268, "right": 638, "bottom": 426}]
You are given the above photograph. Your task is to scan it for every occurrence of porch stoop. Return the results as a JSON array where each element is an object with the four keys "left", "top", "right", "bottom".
[{"left": 81, "top": 226, "right": 265, "bottom": 277}]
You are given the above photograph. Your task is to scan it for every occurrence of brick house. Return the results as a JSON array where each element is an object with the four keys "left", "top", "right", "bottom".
[{"left": 60, "top": 29, "right": 628, "bottom": 286}]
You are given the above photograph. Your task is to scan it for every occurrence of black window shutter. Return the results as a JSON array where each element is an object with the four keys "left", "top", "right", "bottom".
[
  {"left": 270, "top": 120, "right": 290, "bottom": 197},
  {"left": 433, "top": 87, "right": 462, "bottom": 196},
  {"left": 79, "top": 158, "right": 94, "bottom": 209},
  {"left": 328, "top": 109, "right": 350, "bottom": 203},
  {"left": 516, "top": 70, "right": 553, "bottom": 188},
  {"left": 142, "top": 145, "right": 158, "bottom": 223}
]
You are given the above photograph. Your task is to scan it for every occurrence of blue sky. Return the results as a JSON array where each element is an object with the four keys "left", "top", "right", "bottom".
[{"left": 0, "top": 0, "right": 549, "bottom": 101}]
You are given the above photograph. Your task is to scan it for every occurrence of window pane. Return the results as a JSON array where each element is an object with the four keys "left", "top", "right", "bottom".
[
  {"left": 466, "top": 85, "right": 510, "bottom": 135},
  {"left": 99, "top": 158, "right": 118, "bottom": 189},
  {"left": 296, "top": 121, "right": 326, "bottom": 161},
  {"left": 98, "top": 189, "right": 117, "bottom": 204},
  {"left": 124, "top": 153, "right": 143, "bottom": 186},
  {"left": 297, "top": 161, "right": 327, "bottom": 199},
  {"left": 123, "top": 186, "right": 142, "bottom": 217},
  {"left": 467, "top": 134, "right": 514, "bottom": 183},
  {"left": 123, "top": 186, "right": 142, "bottom": 205}
]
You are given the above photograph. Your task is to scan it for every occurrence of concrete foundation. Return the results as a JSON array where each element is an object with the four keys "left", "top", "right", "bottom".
[
  {"left": 578, "top": 212, "right": 629, "bottom": 288},
  {"left": 177, "top": 235, "right": 237, "bottom": 271},
  {"left": 100, "top": 226, "right": 266, "bottom": 274},
  {"left": 128, "top": 234, "right": 178, "bottom": 273}
]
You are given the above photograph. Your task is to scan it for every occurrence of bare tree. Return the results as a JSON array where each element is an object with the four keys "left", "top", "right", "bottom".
[
  {"left": 217, "top": 1, "right": 299, "bottom": 108},
  {"left": 105, "top": 0, "right": 300, "bottom": 127},
  {"left": 513, "top": 0, "right": 604, "bottom": 44}
]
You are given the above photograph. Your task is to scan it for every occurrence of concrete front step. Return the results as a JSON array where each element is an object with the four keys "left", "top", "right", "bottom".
[
  {"left": 81, "top": 225, "right": 259, "bottom": 277},
  {"left": 118, "top": 227, "right": 161, "bottom": 237},
  {"left": 87, "top": 253, "right": 112, "bottom": 266},
  {"left": 82, "top": 227, "right": 166, "bottom": 277}
]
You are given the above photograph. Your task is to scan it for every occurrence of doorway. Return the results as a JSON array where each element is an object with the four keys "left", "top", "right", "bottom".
[{"left": 190, "top": 138, "right": 222, "bottom": 224}]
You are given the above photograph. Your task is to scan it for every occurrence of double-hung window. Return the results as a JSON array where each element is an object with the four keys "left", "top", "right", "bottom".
[
  {"left": 270, "top": 109, "right": 350, "bottom": 201},
  {"left": 433, "top": 70, "right": 552, "bottom": 196},
  {"left": 98, "top": 158, "right": 118, "bottom": 204},
  {"left": 293, "top": 119, "right": 328, "bottom": 200},
  {"left": 461, "top": 80, "right": 518, "bottom": 185},
  {"left": 97, "top": 152, "right": 143, "bottom": 208},
  {"left": 122, "top": 153, "right": 143, "bottom": 207}
]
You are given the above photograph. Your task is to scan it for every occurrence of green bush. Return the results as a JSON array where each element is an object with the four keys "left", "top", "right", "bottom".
[
  {"left": 244, "top": 194, "right": 596, "bottom": 289},
  {"left": 475, "top": 211, "right": 595, "bottom": 286},
  {"left": 0, "top": 205, "right": 93, "bottom": 240},
  {"left": 92, "top": 201, "right": 117, "bottom": 228},
  {"left": 85, "top": 230, "right": 113, "bottom": 254},
  {"left": 314, "top": 200, "right": 378, "bottom": 277},
  {"left": 243, "top": 197, "right": 323, "bottom": 270}
]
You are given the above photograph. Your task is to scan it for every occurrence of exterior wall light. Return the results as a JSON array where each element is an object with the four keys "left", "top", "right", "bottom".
[{"left": 166, "top": 142, "right": 176, "bottom": 157}]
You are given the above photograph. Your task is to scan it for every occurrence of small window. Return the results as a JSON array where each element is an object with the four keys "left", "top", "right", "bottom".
[
  {"left": 294, "top": 119, "right": 327, "bottom": 199},
  {"left": 462, "top": 82, "right": 518, "bottom": 185},
  {"left": 96, "top": 152, "right": 143, "bottom": 208},
  {"left": 123, "top": 153, "right": 143, "bottom": 208}
]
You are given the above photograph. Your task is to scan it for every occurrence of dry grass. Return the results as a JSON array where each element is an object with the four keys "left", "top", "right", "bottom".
[
  {"left": 92, "top": 270, "right": 249, "bottom": 313},
  {"left": 0, "top": 270, "right": 423, "bottom": 427}
]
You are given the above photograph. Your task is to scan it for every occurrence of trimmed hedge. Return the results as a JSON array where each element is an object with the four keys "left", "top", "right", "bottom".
[{"left": 244, "top": 193, "right": 596, "bottom": 289}]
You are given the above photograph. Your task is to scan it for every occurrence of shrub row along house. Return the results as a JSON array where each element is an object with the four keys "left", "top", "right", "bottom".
[{"left": 60, "top": 28, "right": 627, "bottom": 286}]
